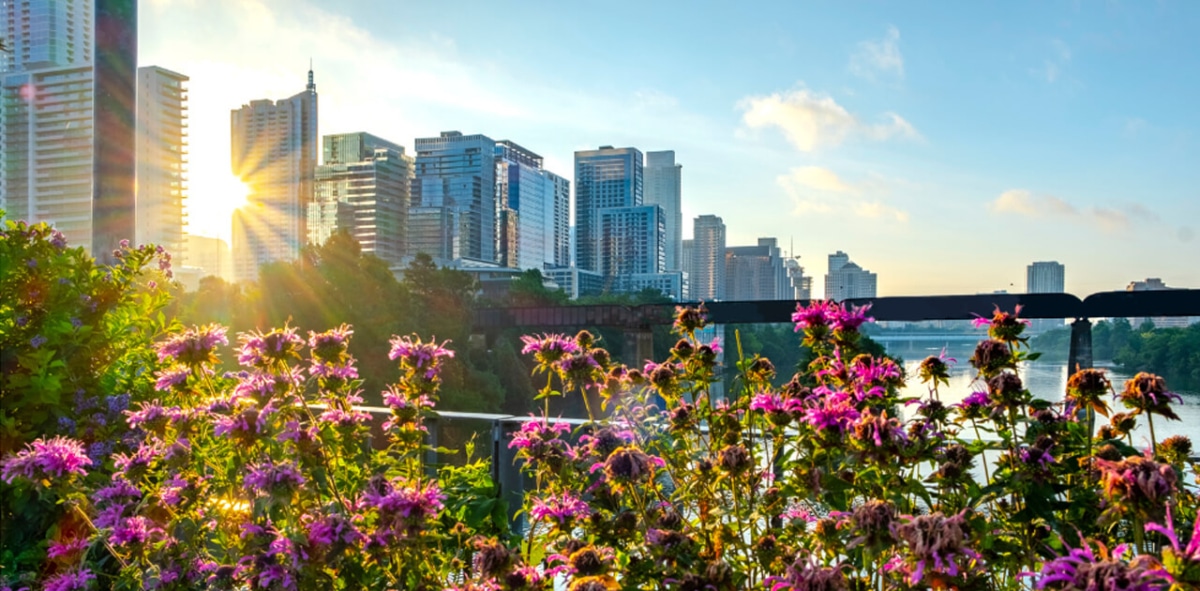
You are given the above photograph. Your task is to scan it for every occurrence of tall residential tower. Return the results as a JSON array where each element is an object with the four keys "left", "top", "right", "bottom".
[
  {"left": 644, "top": 150, "right": 682, "bottom": 271},
  {"left": 230, "top": 68, "right": 318, "bottom": 282},
  {"left": 691, "top": 215, "right": 726, "bottom": 301},
  {"left": 2, "top": 0, "right": 139, "bottom": 258},
  {"left": 135, "top": 66, "right": 188, "bottom": 257}
]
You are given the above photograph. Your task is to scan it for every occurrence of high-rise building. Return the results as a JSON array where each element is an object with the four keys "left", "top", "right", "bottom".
[
  {"left": 494, "top": 140, "right": 569, "bottom": 270},
  {"left": 574, "top": 146, "right": 643, "bottom": 273},
  {"left": 1026, "top": 261, "right": 1065, "bottom": 294},
  {"left": 725, "top": 238, "right": 791, "bottom": 301},
  {"left": 91, "top": 0, "right": 138, "bottom": 262},
  {"left": 411, "top": 131, "right": 496, "bottom": 264},
  {"left": 644, "top": 150, "right": 682, "bottom": 272},
  {"left": 230, "top": 68, "right": 318, "bottom": 282},
  {"left": 691, "top": 215, "right": 726, "bottom": 301},
  {"left": 598, "top": 205, "right": 664, "bottom": 277},
  {"left": 185, "top": 233, "right": 231, "bottom": 281},
  {"left": 785, "top": 257, "right": 812, "bottom": 300},
  {"left": 1026, "top": 260, "right": 1066, "bottom": 332},
  {"left": 3, "top": 65, "right": 95, "bottom": 246},
  {"left": 2, "top": 0, "right": 138, "bottom": 258},
  {"left": 310, "top": 132, "right": 412, "bottom": 265},
  {"left": 1126, "top": 278, "right": 1195, "bottom": 329},
  {"left": 824, "top": 250, "right": 877, "bottom": 300},
  {"left": 135, "top": 66, "right": 188, "bottom": 257}
]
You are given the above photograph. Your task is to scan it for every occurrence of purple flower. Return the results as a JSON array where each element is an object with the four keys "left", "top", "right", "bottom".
[
  {"left": 595, "top": 446, "right": 665, "bottom": 483},
  {"left": 304, "top": 512, "right": 362, "bottom": 548},
  {"left": 125, "top": 400, "right": 175, "bottom": 433},
  {"left": 358, "top": 476, "right": 445, "bottom": 546},
  {"left": 94, "top": 477, "right": 141, "bottom": 505},
  {"left": 111, "top": 515, "right": 158, "bottom": 547},
  {"left": 106, "top": 393, "right": 130, "bottom": 414},
  {"left": 232, "top": 367, "right": 304, "bottom": 404},
  {"left": 750, "top": 391, "right": 803, "bottom": 418},
  {"left": 41, "top": 568, "right": 95, "bottom": 591},
  {"left": 792, "top": 300, "right": 837, "bottom": 332},
  {"left": 237, "top": 327, "right": 304, "bottom": 368},
  {"left": 1031, "top": 537, "right": 1164, "bottom": 590},
  {"left": 30, "top": 335, "right": 47, "bottom": 348},
  {"left": 113, "top": 443, "right": 159, "bottom": 480},
  {"left": 833, "top": 303, "right": 874, "bottom": 332},
  {"left": 309, "top": 359, "right": 359, "bottom": 381},
  {"left": 308, "top": 324, "right": 353, "bottom": 359},
  {"left": 519, "top": 333, "right": 580, "bottom": 367},
  {"left": 510, "top": 418, "right": 571, "bottom": 450},
  {"left": 47, "top": 537, "right": 89, "bottom": 560},
  {"left": 1146, "top": 507, "right": 1200, "bottom": 587},
  {"left": 160, "top": 474, "right": 188, "bottom": 506},
  {"left": 157, "top": 324, "right": 229, "bottom": 366},
  {"left": 318, "top": 405, "right": 372, "bottom": 428},
  {"left": 213, "top": 406, "right": 264, "bottom": 443},
  {"left": 1096, "top": 455, "right": 1177, "bottom": 522},
  {"left": 530, "top": 492, "right": 591, "bottom": 527},
  {"left": 767, "top": 552, "right": 849, "bottom": 591},
  {"left": 1, "top": 435, "right": 92, "bottom": 484},
  {"left": 50, "top": 230, "right": 67, "bottom": 249},
  {"left": 802, "top": 391, "right": 861, "bottom": 436},
  {"left": 154, "top": 366, "right": 191, "bottom": 392},
  {"left": 388, "top": 335, "right": 454, "bottom": 381},
  {"left": 244, "top": 460, "right": 306, "bottom": 498},
  {"left": 892, "top": 511, "right": 981, "bottom": 586}
]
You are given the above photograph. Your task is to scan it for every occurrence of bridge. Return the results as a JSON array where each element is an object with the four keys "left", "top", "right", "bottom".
[{"left": 473, "top": 289, "right": 1200, "bottom": 372}]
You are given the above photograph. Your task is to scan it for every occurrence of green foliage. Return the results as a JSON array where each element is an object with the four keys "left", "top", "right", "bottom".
[{"left": 0, "top": 217, "right": 174, "bottom": 575}]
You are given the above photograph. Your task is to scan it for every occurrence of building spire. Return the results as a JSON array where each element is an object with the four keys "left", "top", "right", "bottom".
[{"left": 307, "top": 59, "right": 315, "bottom": 93}]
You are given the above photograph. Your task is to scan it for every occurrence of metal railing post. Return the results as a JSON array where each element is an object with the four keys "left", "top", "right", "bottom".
[{"left": 1067, "top": 318, "right": 1093, "bottom": 374}]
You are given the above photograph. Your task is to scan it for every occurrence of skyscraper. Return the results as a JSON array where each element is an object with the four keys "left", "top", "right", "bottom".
[
  {"left": 691, "top": 215, "right": 726, "bottom": 301},
  {"left": 725, "top": 238, "right": 791, "bottom": 301},
  {"left": 574, "top": 146, "right": 643, "bottom": 274},
  {"left": 135, "top": 66, "right": 188, "bottom": 257},
  {"left": 310, "top": 132, "right": 412, "bottom": 265},
  {"left": 645, "top": 150, "right": 682, "bottom": 272},
  {"left": 2, "top": 0, "right": 138, "bottom": 258},
  {"left": 824, "top": 250, "right": 877, "bottom": 300},
  {"left": 494, "top": 140, "right": 569, "bottom": 270},
  {"left": 1026, "top": 261, "right": 1065, "bottom": 294},
  {"left": 411, "top": 131, "right": 496, "bottom": 264},
  {"left": 599, "top": 205, "right": 664, "bottom": 277},
  {"left": 91, "top": 0, "right": 137, "bottom": 261},
  {"left": 230, "top": 68, "right": 318, "bottom": 282}
]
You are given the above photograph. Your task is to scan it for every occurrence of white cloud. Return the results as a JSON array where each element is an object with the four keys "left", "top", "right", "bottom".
[
  {"left": 1033, "top": 39, "right": 1072, "bottom": 83},
  {"left": 777, "top": 167, "right": 908, "bottom": 222},
  {"left": 988, "top": 189, "right": 1153, "bottom": 233},
  {"left": 738, "top": 87, "right": 921, "bottom": 152},
  {"left": 850, "top": 26, "right": 904, "bottom": 81}
]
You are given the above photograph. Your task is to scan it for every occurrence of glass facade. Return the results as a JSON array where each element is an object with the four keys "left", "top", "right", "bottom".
[
  {"left": 310, "top": 132, "right": 413, "bottom": 265},
  {"left": 644, "top": 150, "right": 682, "bottom": 272},
  {"left": 573, "top": 146, "right": 643, "bottom": 274},
  {"left": 494, "top": 140, "right": 569, "bottom": 270},
  {"left": 413, "top": 131, "right": 496, "bottom": 264}
]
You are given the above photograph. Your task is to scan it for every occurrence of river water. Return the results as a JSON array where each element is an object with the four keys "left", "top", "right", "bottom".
[{"left": 882, "top": 339, "right": 1200, "bottom": 448}]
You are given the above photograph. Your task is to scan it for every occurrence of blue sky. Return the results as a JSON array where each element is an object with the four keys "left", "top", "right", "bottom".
[{"left": 141, "top": 0, "right": 1199, "bottom": 296}]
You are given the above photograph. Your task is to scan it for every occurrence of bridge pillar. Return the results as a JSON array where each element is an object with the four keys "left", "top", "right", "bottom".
[
  {"left": 1067, "top": 318, "right": 1093, "bottom": 374},
  {"left": 625, "top": 327, "right": 655, "bottom": 366}
]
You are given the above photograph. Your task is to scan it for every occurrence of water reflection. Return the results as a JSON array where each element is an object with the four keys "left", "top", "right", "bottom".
[{"left": 886, "top": 340, "right": 1200, "bottom": 449}]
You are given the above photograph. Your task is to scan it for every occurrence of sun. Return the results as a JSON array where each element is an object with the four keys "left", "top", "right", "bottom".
[{"left": 186, "top": 174, "right": 253, "bottom": 243}]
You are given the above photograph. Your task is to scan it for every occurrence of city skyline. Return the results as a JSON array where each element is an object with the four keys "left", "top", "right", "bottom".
[{"left": 135, "top": 1, "right": 1200, "bottom": 296}]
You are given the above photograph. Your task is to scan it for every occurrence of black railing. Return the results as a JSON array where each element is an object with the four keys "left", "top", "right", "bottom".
[{"left": 473, "top": 289, "right": 1200, "bottom": 373}]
